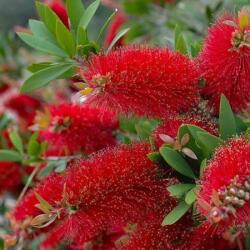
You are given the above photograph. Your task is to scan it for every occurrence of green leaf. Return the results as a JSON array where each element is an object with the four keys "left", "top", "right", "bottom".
[
  {"left": 0, "top": 150, "right": 22, "bottom": 162},
  {"left": 185, "top": 188, "right": 197, "bottom": 205},
  {"left": 37, "top": 161, "right": 56, "bottom": 180},
  {"left": 28, "top": 140, "right": 41, "bottom": 157},
  {"left": 29, "top": 19, "right": 55, "bottom": 43},
  {"left": 219, "top": 95, "right": 237, "bottom": 140},
  {"left": 66, "top": 0, "right": 85, "bottom": 32},
  {"left": 77, "top": 27, "right": 89, "bottom": 46},
  {"left": 167, "top": 184, "right": 195, "bottom": 198},
  {"left": 162, "top": 201, "right": 190, "bottom": 226},
  {"left": 196, "top": 132, "right": 223, "bottom": 157},
  {"left": 56, "top": 20, "right": 76, "bottom": 56},
  {"left": 36, "top": 2, "right": 60, "bottom": 36},
  {"left": 0, "top": 239, "right": 4, "bottom": 250},
  {"left": 78, "top": 0, "right": 100, "bottom": 30},
  {"left": 159, "top": 147, "right": 196, "bottom": 179},
  {"left": 28, "top": 62, "right": 54, "bottom": 73},
  {"left": 0, "top": 115, "right": 10, "bottom": 130},
  {"left": 235, "top": 115, "right": 248, "bottom": 134},
  {"left": 54, "top": 160, "right": 67, "bottom": 173},
  {"left": 17, "top": 33, "right": 68, "bottom": 57},
  {"left": 107, "top": 28, "right": 130, "bottom": 53},
  {"left": 9, "top": 130, "right": 24, "bottom": 154},
  {"left": 21, "top": 63, "right": 74, "bottom": 93},
  {"left": 97, "top": 10, "right": 117, "bottom": 43},
  {"left": 200, "top": 158, "right": 207, "bottom": 176},
  {"left": 147, "top": 152, "right": 161, "bottom": 162},
  {"left": 174, "top": 25, "right": 188, "bottom": 55}
]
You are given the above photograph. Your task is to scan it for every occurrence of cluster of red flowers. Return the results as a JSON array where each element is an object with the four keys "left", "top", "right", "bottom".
[
  {"left": 37, "top": 103, "right": 118, "bottom": 154},
  {"left": 1, "top": 2, "right": 250, "bottom": 250}
]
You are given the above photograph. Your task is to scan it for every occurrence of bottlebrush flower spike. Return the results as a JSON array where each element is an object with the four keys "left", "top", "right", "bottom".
[
  {"left": 11, "top": 143, "right": 191, "bottom": 249},
  {"left": 36, "top": 103, "right": 118, "bottom": 154},
  {"left": 0, "top": 162, "right": 21, "bottom": 194},
  {"left": 189, "top": 223, "right": 234, "bottom": 250},
  {"left": 44, "top": 0, "right": 69, "bottom": 28},
  {"left": 81, "top": 47, "right": 199, "bottom": 118},
  {"left": 197, "top": 138, "right": 250, "bottom": 235},
  {"left": 153, "top": 116, "right": 217, "bottom": 148},
  {"left": 198, "top": 9, "right": 250, "bottom": 113}
]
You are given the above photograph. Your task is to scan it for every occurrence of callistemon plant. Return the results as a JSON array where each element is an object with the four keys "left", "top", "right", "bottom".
[{"left": 0, "top": 0, "right": 250, "bottom": 249}]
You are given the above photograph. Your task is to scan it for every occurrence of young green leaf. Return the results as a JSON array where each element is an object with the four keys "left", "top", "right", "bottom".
[
  {"left": 219, "top": 95, "right": 237, "bottom": 140},
  {"left": 77, "top": 27, "right": 88, "bottom": 46},
  {"left": 29, "top": 19, "right": 55, "bottom": 43},
  {"left": 196, "top": 132, "right": 223, "bottom": 157},
  {"left": 36, "top": 2, "right": 62, "bottom": 36},
  {"left": 159, "top": 147, "right": 196, "bottom": 179},
  {"left": 21, "top": 63, "right": 74, "bottom": 93},
  {"left": 78, "top": 0, "right": 100, "bottom": 30},
  {"left": 200, "top": 158, "right": 207, "bottom": 176},
  {"left": 107, "top": 28, "right": 130, "bottom": 53},
  {"left": 147, "top": 152, "right": 161, "bottom": 162},
  {"left": 185, "top": 188, "right": 197, "bottom": 205},
  {"left": 162, "top": 201, "right": 190, "bottom": 226},
  {"left": 54, "top": 160, "right": 67, "bottom": 173},
  {"left": 167, "top": 184, "right": 195, "bottom": 198},
  {"left": 56, "top": 20, "right": 76, "bottom": 56},
  {"left": 28, "top": 62, "right": 54, "bottom": 73},
  {"left": 28, "top": 140, "right": 41, "bottom": 157},
  {"left": 0, "top": 150, "right": 22, "bottom": 162},
  {"left": 97, "top": 10, "right": 117, "bottom": 43},
  {"left": 17, "top": 33, "right": 68, "bottom": 57},
  {"left": 174, "top": 25, "right": 188, "bottom": 55},
  {"left": 66, "top": 0, "right": 85, "bottom": 32},
  {"left": 9, "top": 130, "right": 24, "bottom": 154}
]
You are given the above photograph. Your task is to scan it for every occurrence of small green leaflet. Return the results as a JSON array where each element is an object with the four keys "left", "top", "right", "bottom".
[
  {"left": 196, "top": 132, "right": 223, "bottom": 158},
  {"left": 55, "top": 20, "right": 76, "bottom": 56},
  {"left": 29, "top": 20, "right": 55, "bottom": 43},
  {"left": 66, "top": 0, "right": 85, "bottom": 32},
  {"left": 160, "top": 147, "right": 196, "bottom": 179},
  {"left": 17, "top": 33, "right": 68, "bottom": 58},
  {"left": 174, "top": 25, "right": 188, "bottom": 55},
  {"left": 167, "top": 184, "right": 195, "bottom": 198},
  {"left": 219, "top": 95, "right": 237, "bottom": 140},
  {"left": 78, "top": 0, "right": 100, "bottom": 30},
  {"left": 21, "top": 63, "right": 74, "bottom": 93},
  {"left": 185, "top": 188, "right": 197, "bottom": 205},
  {"left": 107, "top": 28, "right": 130, "bottom": 53},
  {"left": 9, "top": 130, "right": 24, "bottom": 154},
  {"left": 0, "top": 150, "right": 22, "bottom": 162},
  {"left": 162, "top": 201, "right": 190, "bottom": 226}
]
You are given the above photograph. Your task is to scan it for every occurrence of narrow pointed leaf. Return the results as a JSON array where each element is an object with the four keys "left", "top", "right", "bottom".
[
  {"left": 185, "top": 188, "right": 197, "bottom": 205},
  {"left": 107, "top": 28, "right": 130, "bottom": 53},
  {"left": 0, "top": 150, "right": 22, "bottom": 162},
  {"left": 66, "top": 0, "right": 85, "bottom": 32},
  {"left": 21, "top": 63, "right": 74, "bottom": 93},
  {"left": 9, "top": 131, "right": 23, "bottom": 154},
  {"left": 17, "top": 33, "right": 68, "bottom": 57},
  {"left": 219, "top": 95, "right": 236, "bottom": 140},
  {"left": 78, "top": 0, "right": 100, "bottom": 30},
  {"left": 162, "top": 201, "right": 190, "bottom": 226},
  {"left": 160, "top": 147, "right": 196, "bottom": 179},
  {"left": 167, "top": 184, "right": 195, "bottom": 198}
]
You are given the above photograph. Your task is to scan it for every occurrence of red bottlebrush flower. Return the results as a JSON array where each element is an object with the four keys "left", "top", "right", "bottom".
[
  {"left": 153, "top": 116, "right": 217, "bottom": 148},
  {"left": 37, "top": 103, "right": 118, "bottom": 154},
  {"left": 0, "top": 162, "right": 21, "bottom": 194},
  {"left": 81, "top": 47, "right": 199, "bottom": 118},
  {"left": 45, "top": 0, "right": 69, "bottom": 28},
  {"left": 104, "top": 12, "right": 127, "bottom": 48},
  {"left": 197, "top": 138, "right": 250, "bottom": 234},
  {"left": 5, "top": 94, "right": 41, "bottom": 125},
  {"left": 11, "top": 143, "right": 192, "bottom": 249},
  {"left": 189, "top": 223, "right": 234, "bottom": 250},
  {"left": 198, "top": 10, "right": 250, "bottom": 113}
]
